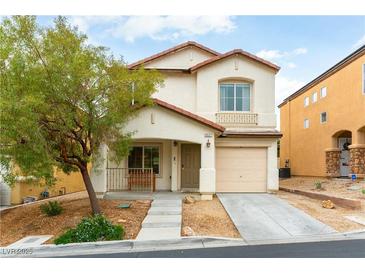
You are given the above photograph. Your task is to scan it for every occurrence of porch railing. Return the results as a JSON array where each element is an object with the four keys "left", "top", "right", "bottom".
[
  {"left": 216, "top": 112, "right": 258, "bottom": 126},
  {"left": 106, "top": 168, "right": 156, "bottom": 192}
]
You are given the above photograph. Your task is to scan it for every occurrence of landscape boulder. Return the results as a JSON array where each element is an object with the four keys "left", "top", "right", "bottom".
[
  {"left": 182, "top": 226, "right": 195, "bottom": 236},
  {"left": 322, "top": 200, "right": 335, "bottom": 209},
  {"left": 184, "top": 196, "right": 195, "bottom": 204}
]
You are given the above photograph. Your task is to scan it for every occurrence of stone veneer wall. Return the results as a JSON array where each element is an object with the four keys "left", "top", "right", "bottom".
[
  {"left": 349, "top": 146, "right": 365, "bottom": 177},
  {"left": 325, "top": 150, "right": 341, "bottom": 177}
]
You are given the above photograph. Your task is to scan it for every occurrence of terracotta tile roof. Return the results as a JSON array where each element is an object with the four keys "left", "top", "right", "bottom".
[
  {"left": 189, "top": 49, "right": 281, "bottom": 72},
  {"left": 128, "top": 41, "right": 220, "bottom": 69},
  {"left": 152, "top": 98, "right": 225, "bottom": 132},
  {"left": 221, "top": 130, "right": 282, "bottom": 138},
  {"left": 278, "top": 45, "right": 365, "bottom": 108}
]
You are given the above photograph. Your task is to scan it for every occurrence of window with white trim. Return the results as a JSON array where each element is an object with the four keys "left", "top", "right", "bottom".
[
  {"left": 312, "top": 92, "right": 318, "bottom": 103},
  {"left": 304, "top": 96, "right": 309, "bottom": 107},
  {"left": 304, "top": 119, "right": 310, "bottom": 129},
  {"left": 320, "top": 87, "right": 327, "bottom": 98},
  {"left": 219, "top": 83, "right": 251, "bottom": 111},
  {"left": 320, "top": 112, "right": 327, "bottom": 123},
  {"left": 128, "top": 145, "right": 161, "bottom": 175}
]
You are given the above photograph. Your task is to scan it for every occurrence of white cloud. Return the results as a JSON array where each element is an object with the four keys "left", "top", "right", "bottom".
[
  {"left": 292, "top": 47, "right": 308, "bottom": 55},
  {"left": 256, "top": 47, "right": 308, "bottom": 62},
  {"left": 352, "top": 34, "right": 365, "bottom": 49},
  {"left": 68, "top": 16, "right": 236, "bottom": 43},
  {"left": 287, "top": 62, "right": 297, "bottom": 69},
  {"left": 276, "top": 75, "right": 304, "bottom": 107},
  {"left": 275, "top": 75, "right": 305, "bottom": 129},
  {"left": 255, "top": 49, "right": 284, "bottom": 60}
]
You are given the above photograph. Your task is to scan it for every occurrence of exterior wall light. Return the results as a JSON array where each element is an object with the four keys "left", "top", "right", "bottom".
[{"left": 206, "top": 139, "right": 211, "bottom": 148}]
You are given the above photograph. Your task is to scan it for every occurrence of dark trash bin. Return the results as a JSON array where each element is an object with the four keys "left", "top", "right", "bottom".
[{"left": 279, "top": 168, "right": 291, "bottom": 178}]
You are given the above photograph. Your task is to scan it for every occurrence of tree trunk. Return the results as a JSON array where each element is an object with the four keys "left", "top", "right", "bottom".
[{"left": 80, "top": 165, "right": 101, "bottom": 215}]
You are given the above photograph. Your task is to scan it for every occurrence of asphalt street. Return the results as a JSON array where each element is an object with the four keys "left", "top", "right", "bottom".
[{"left": 60, "top": 239, "right": 365, "bottom": 258}]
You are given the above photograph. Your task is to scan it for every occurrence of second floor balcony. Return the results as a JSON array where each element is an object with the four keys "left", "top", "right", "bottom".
[{"left": 216, "top": 112, "right": 258, "bottom": 127}]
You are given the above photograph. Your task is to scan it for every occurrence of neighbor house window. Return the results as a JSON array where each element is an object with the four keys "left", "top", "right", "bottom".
[
  {"left": 304, "top": 96, "right": 309, "bottom": 107},
  {"left": 219, "top": 83, "right": 251, "bottom": 111},
  {"left": 312, "top": 92, "right": 318, "bottom": 103},
  {"left": 128, "top": 145, "right": 161, "bottom": 175},
  {"left": 304, "top": 119, "right": 310, "bottom": 129},
  {"left": 320, "top": 112, "right": 327, "bottom": 123},
  {"left": 320, "top": 87, "right": 327, "bottom": 98}
]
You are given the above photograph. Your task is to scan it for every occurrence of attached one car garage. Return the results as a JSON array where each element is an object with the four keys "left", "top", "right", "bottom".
[{"left": 216, "top": 147, "right": 267, "bottom": 192}]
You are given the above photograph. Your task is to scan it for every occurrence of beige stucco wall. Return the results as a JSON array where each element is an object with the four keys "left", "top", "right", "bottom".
[
  {"left": 154, "top": 72, "right": 197, "bottom": 112},
  {"left": 195, "top": 56, "right": 277, "bottom": 128},
  {"left": 280, "top": 54, "right": 365, "bottom": 177},
  {"left": 10, "top": 169, "right": 86, "bottom": 204},
  {"left": 144, "top": 47, "right": 214, "bottom": 69}
]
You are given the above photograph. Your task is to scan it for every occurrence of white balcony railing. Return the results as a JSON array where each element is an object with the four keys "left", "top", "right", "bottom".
[{"left": 216, "top": 112, "right": 258, "bottom": 126}]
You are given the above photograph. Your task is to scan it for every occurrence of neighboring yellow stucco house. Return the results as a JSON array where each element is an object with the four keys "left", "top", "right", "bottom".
[
  {"left": 9, "top": 169, "right": 85, "bottom": 204},
  {"left": 279, "top": 45, "right": 365, "bottom": 178}
]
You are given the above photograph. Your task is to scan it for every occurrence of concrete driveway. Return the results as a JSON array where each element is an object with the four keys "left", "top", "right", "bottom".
[{"left": 217, "top": 193, "right": 336, "bottom": 243}]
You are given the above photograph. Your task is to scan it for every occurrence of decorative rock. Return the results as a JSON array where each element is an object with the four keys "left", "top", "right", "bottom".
[
  {"left": 322, "top": 200, "right": 335, "bottom": 209},
  {"left": 347, "top": 185, "right": 361, "bottom": 191},
  {"left": 117, "top": 219, "right": 127, "bottom": 223},
  {"left": 182, "top": 226, "right": 195, "bottom": 236},
  {"left": 184, "top": 196, "right": 195, "bottom": 204}
]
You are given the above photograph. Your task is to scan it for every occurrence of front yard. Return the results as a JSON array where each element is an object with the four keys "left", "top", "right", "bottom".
[
  {"left": 0, "top": 191, "right": 150, "bottom": 246},
  {"left": 279, "top": 177, "right": 365, "bottom": 232},
  {"left": 182, "top": 197, "right": 241, "bottom": 238}
]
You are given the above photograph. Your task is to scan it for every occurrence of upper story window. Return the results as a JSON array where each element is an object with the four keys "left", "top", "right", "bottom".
[
  {"left": 320, "top": 112, "right": 327, "bottom": 123},
  {"left": 304, "top": 97, "right": 309, "bottom": 107},
  {"left": 320, "top": 87, "right": 327, "bottom": 98},
  {"left": 312, "top": 92, "right": 318, "bottom": 103},
  {"left": 304, "top": 119, "right": 310, "bottom": 129},
  {"left": 219, "top": 83, "right": 251, "bottom": 112}
]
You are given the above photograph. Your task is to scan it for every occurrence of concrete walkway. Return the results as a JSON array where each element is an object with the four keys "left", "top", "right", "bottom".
[
  {"left": 136, "top": 197, "right": 182, "bottom": 240},
  {"left": 218, "top": 193, "right": 336, "bottom": 243}
]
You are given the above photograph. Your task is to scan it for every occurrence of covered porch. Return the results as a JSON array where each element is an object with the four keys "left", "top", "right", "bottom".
[{"left": 90, "top": 99, "right": 224, "bottom": 200}]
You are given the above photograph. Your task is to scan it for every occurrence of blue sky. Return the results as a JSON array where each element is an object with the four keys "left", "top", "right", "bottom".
[{"left": 36, "top": 16, "right": 365, "bottom": 106}]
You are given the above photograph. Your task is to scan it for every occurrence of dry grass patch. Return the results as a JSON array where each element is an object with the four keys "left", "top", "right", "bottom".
[
  {"left": 277, "top": 191, "right": 365, "bottom": 232},
  {"left": 182, "top": 197, "right": 241, "bottom": 238},
  {"left": 0, "top": 191, "right": 150, "bottom": 246},
  {"left": 280, "top": 177, "right": 365, "bottom": 200}
]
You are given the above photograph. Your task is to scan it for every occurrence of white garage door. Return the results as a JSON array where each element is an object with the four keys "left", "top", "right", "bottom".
[{"left": 216, "top": 147, "right": 267, "bottom": 192}]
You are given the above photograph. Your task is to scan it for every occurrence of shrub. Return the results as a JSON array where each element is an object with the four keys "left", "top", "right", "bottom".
[
  {"left": 362, "top": 189, "right": 365, "bottom": 195},
  {"left": 314, "top": 181, "right": 322, "bottom": 190},
  {"left": 40, "top": 201, "right": 63, "bottom": 216},
  {"left": 54, "top": 214, "right": 124, "bottom": 245}
]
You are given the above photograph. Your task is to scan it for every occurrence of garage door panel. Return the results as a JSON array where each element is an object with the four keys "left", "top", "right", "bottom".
[{"left": 216, "top": 147, "right": 267, "bottom": 192}]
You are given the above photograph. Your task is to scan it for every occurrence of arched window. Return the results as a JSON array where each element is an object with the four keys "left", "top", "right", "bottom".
[{"left": 219, "top": 82, "right": 251, "bottom": 112}]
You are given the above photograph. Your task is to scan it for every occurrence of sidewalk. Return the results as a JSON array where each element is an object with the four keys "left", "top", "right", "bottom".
[{"left": 2, "top": 231, "right": 365, "bottom": 258}]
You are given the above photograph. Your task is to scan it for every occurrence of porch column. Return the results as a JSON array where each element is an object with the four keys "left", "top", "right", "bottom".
[
  {"left": 171, "top": 141, "right": 178, "bottom": 191},
  {"left": 90, "top": 143, "right": 108, "bottom": 198},
  {"left": 325, "top": 148, "right": 341, "bottom": 177},
  {"left": 199, "top": 137, "right": 215, "bottom": 200},
  {"left": 349, "top": 144, "right": 365, "bottom": 178}
]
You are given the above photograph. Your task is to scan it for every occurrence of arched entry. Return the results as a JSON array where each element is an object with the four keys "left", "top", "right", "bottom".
[{"left": 332, "top": 130, "right": 352, "bottom": 177}]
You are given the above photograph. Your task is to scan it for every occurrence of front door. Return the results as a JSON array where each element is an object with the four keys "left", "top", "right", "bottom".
[
  {"left": 181, "top": 144, "right": 201, "bottom": 189},
  {"left": 339, "top": 138, "right": 351, "bottom": 177}
]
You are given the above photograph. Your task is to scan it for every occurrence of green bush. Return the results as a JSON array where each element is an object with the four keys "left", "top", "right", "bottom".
[
  {"left": 40, "top": 201, "right": 63, "bottom": 216},
  {"left": 362, "top": 189, "right": 365, "bottom": 195},
  {"left": 54, "top": 214, "right": 124, "bottom": 245},
  {"left": 314, "top": 181, "right": 322, "bottom": 190}
]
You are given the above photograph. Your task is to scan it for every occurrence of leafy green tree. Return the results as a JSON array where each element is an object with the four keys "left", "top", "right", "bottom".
[{"left": 0, "top": 16, "right": 163, "bottom": 214}]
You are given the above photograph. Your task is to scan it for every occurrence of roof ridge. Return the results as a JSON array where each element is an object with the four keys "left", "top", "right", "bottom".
[
  {"left": 189, "top": 48, "right": 280, "bottom": 72},
  {"left": 128, "top": 41, "right": 220, "bottom": 69},
  {"left": 152, "top": 98, "right": 225, "bottom": 132}
]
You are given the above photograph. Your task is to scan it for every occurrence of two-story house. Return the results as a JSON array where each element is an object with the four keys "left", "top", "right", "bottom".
[
  {"left": 90, "top": 41, "right": 282, "bottom": 200},
  {"left": 279, "top": 45, "right": 365, "bottom": 179}
]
